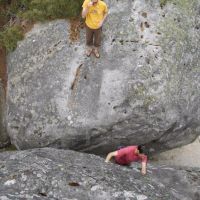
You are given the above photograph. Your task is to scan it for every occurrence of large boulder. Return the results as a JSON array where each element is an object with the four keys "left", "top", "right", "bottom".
[
  {"left": 0, "top": 148, "right": 200, "bottom": 200},
  {"left": 7, "top": 0, "right": 200, "bottom": 153},
  {"left": 0, "top": 81, "right": 9, "bottom": 147}
]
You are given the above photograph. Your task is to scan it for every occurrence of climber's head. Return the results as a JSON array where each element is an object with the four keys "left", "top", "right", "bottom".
[
  {"left": 137, "top": 145, "right": 144, "bottom": 154},
  {"left": 92, "top": 0, "right": 98, "bottom": 5}
]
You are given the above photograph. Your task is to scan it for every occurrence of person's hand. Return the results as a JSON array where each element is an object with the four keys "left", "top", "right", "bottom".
[
  {"left": 141, "top": 169, "right": 146, "bottom": 175},
  {"left": 105, "top": 160, "right": 109, "bottom": 163},
  {"left": 87, "top": 1, "right": 93, "bottom": 8},
  {"left": 98, "top": 20, "right": 103, "bottom": 28}
]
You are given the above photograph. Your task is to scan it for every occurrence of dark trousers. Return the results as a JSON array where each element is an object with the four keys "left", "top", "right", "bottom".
[{"left": 86, "top": 25, "right": 102, "bottom": 47}]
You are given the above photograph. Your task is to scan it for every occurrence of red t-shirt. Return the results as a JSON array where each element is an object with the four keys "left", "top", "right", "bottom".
[{"left": 115, "top": 146, "right": 147, "bottom": 165}]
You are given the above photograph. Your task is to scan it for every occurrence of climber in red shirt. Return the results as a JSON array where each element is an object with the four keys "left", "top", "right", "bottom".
[{"left": 105, "top": 145, "right": 147, "bottom": 175}]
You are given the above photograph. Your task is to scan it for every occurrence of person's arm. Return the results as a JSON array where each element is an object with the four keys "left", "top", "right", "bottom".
[
  {"left": 139, "top": 154, "right": 147, "bottom": 175},
  {"left": 105, "top": 151, "right": 117, "bottom": 163},
  {"left": 100, "top": 12, "right": 108, "bottom": 25},
  {"left": 102, "top": 10, "right": 108, "bottom": 22},
  {"left": 82, "top": 1, "right": 93, "bottom": 18},
  {"left": 99, "top": 5, "right": 108, "bottom": 27},
  {"left": 141, "top": 162, "right": 147, "bottom": 175}
]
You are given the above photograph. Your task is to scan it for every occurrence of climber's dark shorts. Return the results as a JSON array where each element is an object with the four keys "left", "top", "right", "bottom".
[{"left": 85, "top": 24, "right": 102, "bottom": 47}]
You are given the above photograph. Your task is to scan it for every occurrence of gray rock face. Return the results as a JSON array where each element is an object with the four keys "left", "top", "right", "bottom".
[
  {"left": 7, "top": 0, "right": 200, "bottom": 153},
  {"left": 0, "top": 148, "right": 199, "bottom": 200},
  {"left": 0, "top": 81, "right": 9, "bottom": 147}
]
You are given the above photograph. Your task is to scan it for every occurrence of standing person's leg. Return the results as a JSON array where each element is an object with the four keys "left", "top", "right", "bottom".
[
  {"left": 86, "top": 25, "right": 94, "bottom": 57},
  {"left": 93, "top": 27, "right": 102, "bottom": 58}
]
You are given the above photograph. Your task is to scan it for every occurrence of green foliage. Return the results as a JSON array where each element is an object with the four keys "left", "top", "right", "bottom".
[
  {"left": 160, "top": 0, "right": 173, "bottom": 7},
  {"left": 0, "top": 25, "right": 23, "bottom": 52},
  {"left": 160, "top": 0, "right": 167, "bottom": 7},
  {"left": 0, "top": 10, "right": 8, "bottom": 25},
  {"left": 0, "top": 0, "right": 83, "bottom": 52},
  {"left": 0, "top": 0, "right": 8, "bottom": 6},
  {"left": 21, "top": 0, "right": 83, "bottom": 21}
]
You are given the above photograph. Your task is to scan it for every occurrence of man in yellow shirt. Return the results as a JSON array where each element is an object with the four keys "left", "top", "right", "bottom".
[{"left": 82, "top": 0, "right": 108, "bottom": 58}]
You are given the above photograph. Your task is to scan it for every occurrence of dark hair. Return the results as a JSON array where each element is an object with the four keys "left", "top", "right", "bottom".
[
  {"left": 138, "top": 145, "right": 144, "bottom": 154},
  {"left": 117, "top": 146, "right": 125, "bottom": 150}
]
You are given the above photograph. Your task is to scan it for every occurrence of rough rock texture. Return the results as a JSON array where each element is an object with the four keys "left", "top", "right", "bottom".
[
  {"left": 0, "top": 148, "right": 200, "bottom": 200},
  {"left": 0, "top": 81, "right": 9, "bottom": 147},
  {"left": 7, "top": 0, "right": 200, "bottom": 153}
]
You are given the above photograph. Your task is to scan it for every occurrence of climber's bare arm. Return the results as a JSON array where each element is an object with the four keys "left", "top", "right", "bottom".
[
  {"left": 141, "top": 162, "right": 147, "bottom": 175},
  {"left": 105, "top": 151, "right": 117, "bottom": 163}
]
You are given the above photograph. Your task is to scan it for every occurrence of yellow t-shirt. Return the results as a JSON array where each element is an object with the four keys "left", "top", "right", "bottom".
[{"left": 82, "top": 0, "right": 108, "bottom": 29}]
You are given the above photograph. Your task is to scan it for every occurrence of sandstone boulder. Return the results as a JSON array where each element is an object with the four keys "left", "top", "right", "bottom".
[
  {"left": 7, "top": 0, "right": 200, "bottom": 153},
  {"left": 0, "top": 148, "right": 200, "bottom": 200}
]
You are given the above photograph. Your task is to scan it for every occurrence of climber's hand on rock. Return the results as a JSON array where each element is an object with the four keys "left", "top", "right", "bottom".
[{"left": 141, "top": 169, "right": 146, "bottom": 175}]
